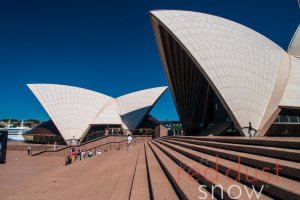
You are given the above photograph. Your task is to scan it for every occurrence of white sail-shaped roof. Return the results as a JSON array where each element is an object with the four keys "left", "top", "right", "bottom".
[
  {"left": 117, "top": 86, "right": 167, "bottom": 129},
  {"left": 27, "top": 84, "right": 113, "bottom": 141},
  {"left": 92, "top": 99, "right": 123, "bottom": 125},
  {"left": 280, "top": 56, "right": 300, "bottom": 108},
  {"left": 150, "top": 10, "right": 294, "bottom": 136},
  {"left": 28, "top": 84, "right": 167, "bottom": 142},
  {"left": 288, "top": 25, "right": 300, "bottom": 57}
]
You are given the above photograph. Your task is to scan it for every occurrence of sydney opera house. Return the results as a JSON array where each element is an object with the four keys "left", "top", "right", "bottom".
[
  {"left": 150, "top": 10, "right": 300, "bottom": 137},
  {"left": 25, "top": 84, "right": 167, "bottom": 143},
  {"left": 25, "top": 10, "right": 300, "bottom": 140}
]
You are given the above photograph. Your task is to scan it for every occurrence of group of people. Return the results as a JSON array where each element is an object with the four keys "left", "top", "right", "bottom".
[
  {"left": 104, "top": 127, "right": 123, "bottom": 136},
  {"left": 172, "top": 129, "right": 184, "bottom": 136},
  {"left": 65, "top": 148, "right": 99, "bottom": 165},
  {"left": 65, "top": 133, "right": 134, "bottom": 165}
]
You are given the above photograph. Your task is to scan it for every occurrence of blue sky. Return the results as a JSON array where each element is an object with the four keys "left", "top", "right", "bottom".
[{"left": 0, "top": 0, "right": 299, "bottom": 121}]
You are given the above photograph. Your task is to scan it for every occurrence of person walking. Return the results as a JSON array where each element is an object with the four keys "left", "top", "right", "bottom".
[
  {"left": 27, "top": 147, "right": 31, "bottom": 155},
  {"left": 127, "top": 134, "right": 132, "bottom": 150}
]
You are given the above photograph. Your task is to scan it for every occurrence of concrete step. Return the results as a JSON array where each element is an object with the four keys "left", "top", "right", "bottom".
[
  {"left": 60, "top": 151, "right": 129, "bottom": 200},
  {"left": 167, "top": 137, "right": 300, "bottom": 162},
  {"left": 148, "top": 141, "right": 211, "bottom": 200},
  {"left": 160, "top": 138, "right": 300, "bottom": 181},
  {"left": 81, "top": 150, "right": 138, "bottom": 200},
  {"left": 3, "top": 150, "right": 127, "bottom": 199},
  {"left": 57, "top": 147, "right": 141, "bottom": 200},
  {"left": 130, "top": 144, "right": 150, "bottom": 200},
  {"left": 110, "top": 145, "right": 142, "bottom": 200},
  {"left": 151, "top": 140, "right": 271, "bottom": 200},
  {"left": 155, "top": 139, "right": 300, "bottom": 200},
  {"left": 168, "top": 136, "right": 300, "bottom": 150},
  {"left": 144, "top": 143, "right": 178, "bottom": 200}
]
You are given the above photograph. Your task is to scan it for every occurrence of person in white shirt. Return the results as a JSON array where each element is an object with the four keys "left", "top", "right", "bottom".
[
  {"left": 127, "top": 134, "right": 133, "bottom": 150},
  {"left": 81, "top": 149, "right": 85, "bottom": 160}
]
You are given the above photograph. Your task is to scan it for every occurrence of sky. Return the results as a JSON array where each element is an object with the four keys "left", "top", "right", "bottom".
[{"left": 0, "top": 0, "right": 299, "bottom": 121}]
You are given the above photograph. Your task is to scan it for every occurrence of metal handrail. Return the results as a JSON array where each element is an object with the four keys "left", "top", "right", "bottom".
[
  {"left": 31, "top": 129, "right": 154, "bottom": 156},
  {"left": 31, "top": 131, "right": 107, "bottom": 156},
  {"left": 65, "top": 136, "right": 151, "bottom": 165},
  {"left": 123, "top": 128, "right": 155, "bottom": 136},
  {"left": 84, "top": 136, "right": 149, "bottom": 153}
]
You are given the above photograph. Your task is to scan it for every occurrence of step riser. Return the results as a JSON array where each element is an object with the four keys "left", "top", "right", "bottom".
[
  {"left": 156, "top": 140, "right": 300, "bottom": 200},
  {"left": 144, "top": 143, "right": 179, "bottom": 200},
  {"left": 160, "top": 138, "right": 300, "bottom": 181},
  {"left": 129, "top": 144, "right": 150, "bottom": 200},
  {"left": 148, "top": 142, "right": 189, "bottom": 200},
  {"left": 168, "top": 138, "right": 300, "bottom": 162},
  {"left": 151, "top": 141, "right": 262, "bottom": 200},
  {"left": 168, "top": 136, "right": 300, "bottom": 150}
]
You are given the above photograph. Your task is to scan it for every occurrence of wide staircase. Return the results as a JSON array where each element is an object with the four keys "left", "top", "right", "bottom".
[
  {"left": 149, "top": 136, "right": 300, "bottom": 200},
  {"left": 3, "top": 136, "right": 300, "bottom": 200}
]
